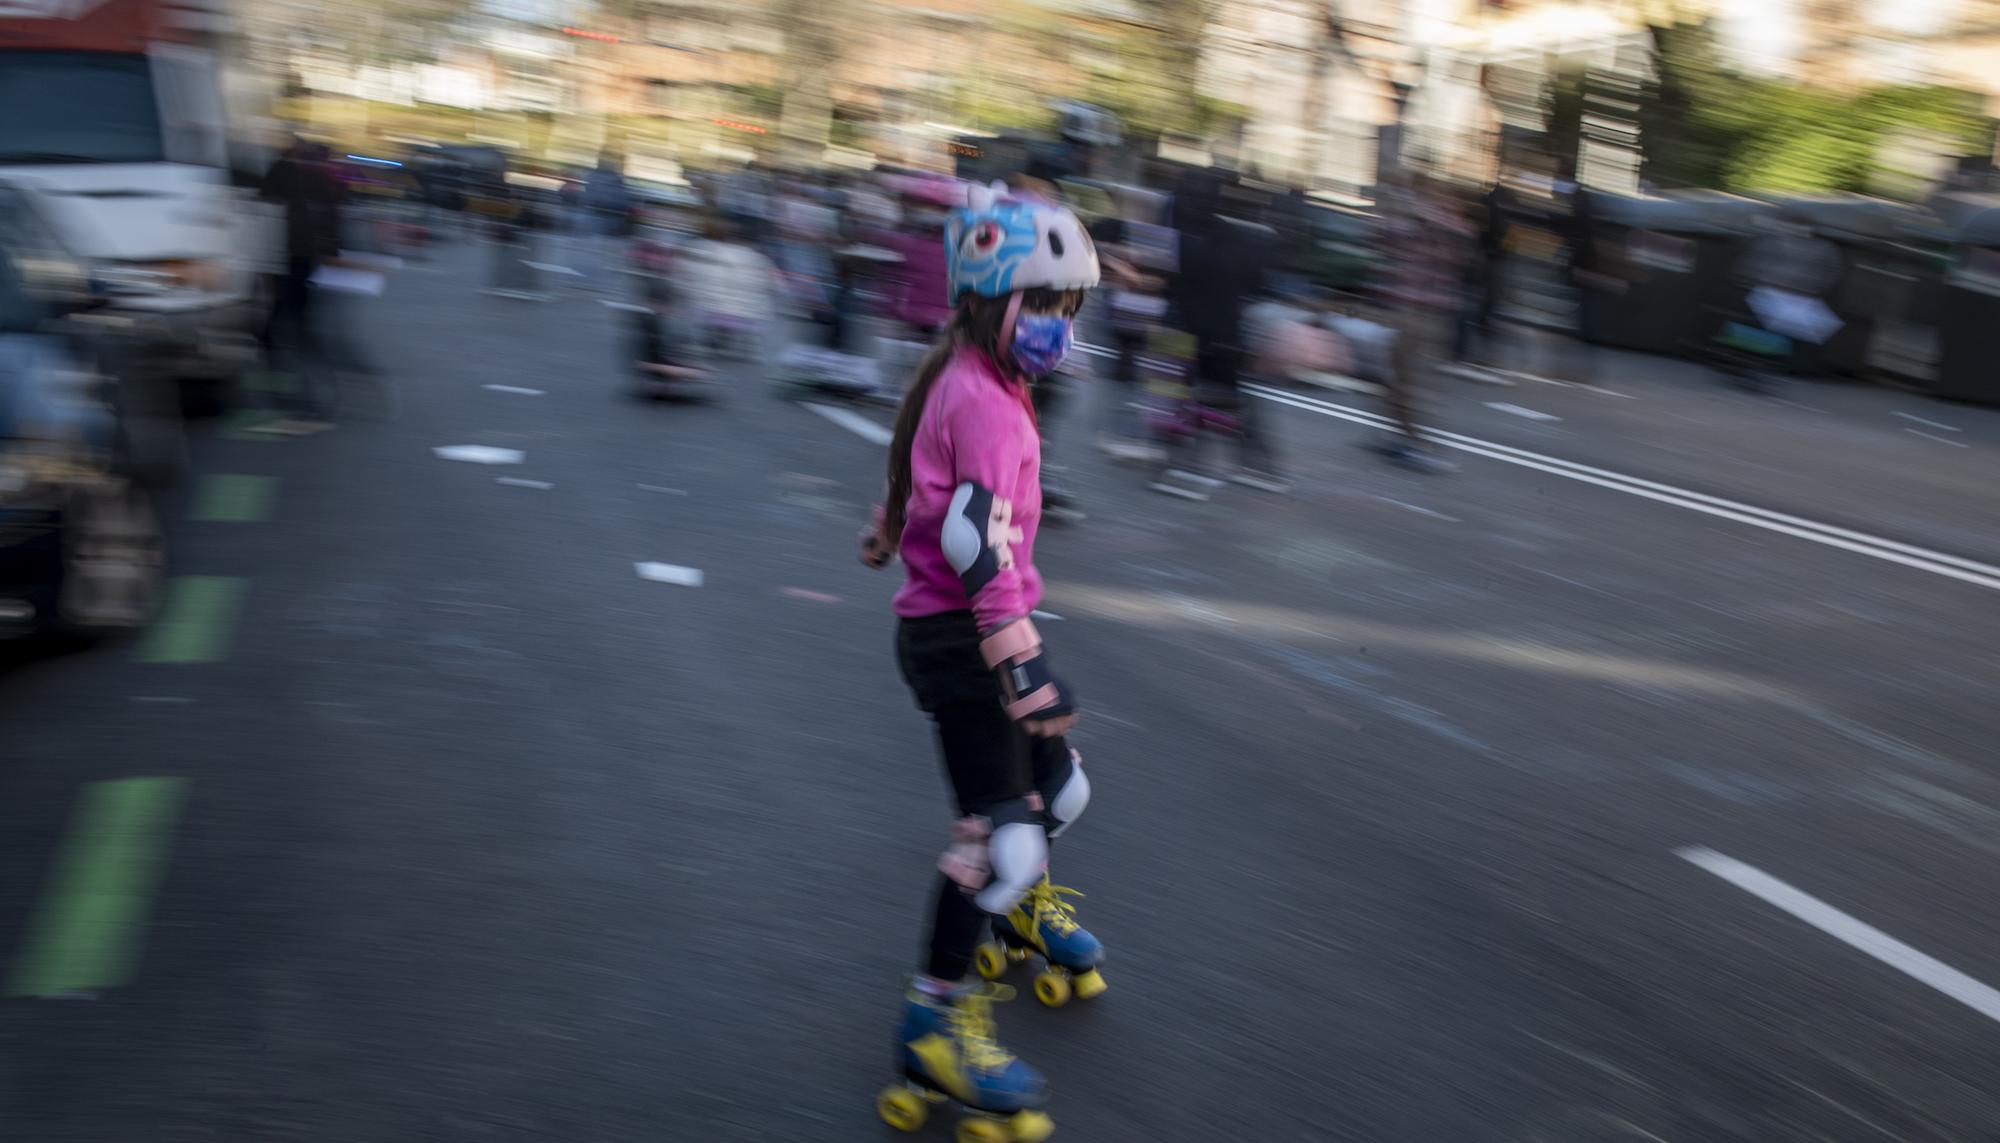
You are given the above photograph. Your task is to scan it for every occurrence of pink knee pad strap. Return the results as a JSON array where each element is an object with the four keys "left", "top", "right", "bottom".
[{"left": 938, "top": 815, "right": 992, "bottom": 891}]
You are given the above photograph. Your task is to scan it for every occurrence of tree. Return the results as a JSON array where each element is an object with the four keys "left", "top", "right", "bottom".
[{"left": 1640, "top": 18, "right": 1990, "bottom": 196}]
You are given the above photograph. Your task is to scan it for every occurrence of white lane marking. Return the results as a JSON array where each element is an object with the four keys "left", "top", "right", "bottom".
[
  {"left": 1895, "top": 411, "right": 1962, "bottom": 433},
  {"left": 434, "top": 445, "right": 524, "bottom": 465},
  {"left": 1297, "top": 370, "right": 1384, "bottom": 395},
  {"left": 1485, "top": 401, "right": 1562, "bottom": 422},
  {"left": 637, "top": 484, "right": 688, "bottom": 495},
  {"left": 495, "top": 477, "right": 553, "bottom": 490},
  {"left": 1248, "top": 384, "right": 2000, "bottom": 592},
  {"left": 1076, "top": 342, "right": 1115, "bottom": 359},
  {"left": 1030, "top": 609, "right": 1065, "bottom": 621},
  {"left": 600, "top": 299, "right": 650, "bottom": 313},
  {"left": 804, "top": 402, "right": 893, "bottom": 445},
  {"left": 1907, "top": 429, "right": 1969, "bottom": 449},
  {"left": 1089, "top": 708, "right": 1141, "bottom": 730},
  {"left": 1376, "top": 497, "right": 1462, "bottom": 523},
  {"left": 1679, "top": 847, "right": 2000, "bottom": 1025},
  {"left": 483, "top": 384, "right": 545, "bottom": 396},
  {"left": 523, "top": 261, "right": 582, "bottom": 275},
  {"left": 635, "top": 562, "right": 704, "bottom": 587}
]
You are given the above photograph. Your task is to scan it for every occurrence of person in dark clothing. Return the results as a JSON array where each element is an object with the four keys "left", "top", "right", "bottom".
[
  {"left": 257, "top": 138, "right": 344, "bottom": 428},
  {"left": 1562, "top": 185, "right": 1626, "bottom": 384},
  {"left": 1167, "top": 169, "right": 1283, "bottom": 487},
  {"left": 1452, "top": 178, "right": 1513, "bottom": 368}
]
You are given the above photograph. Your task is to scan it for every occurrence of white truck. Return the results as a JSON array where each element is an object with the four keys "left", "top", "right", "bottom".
[{"left": 0, "top": 0, "right": 274, "bottom": 416}]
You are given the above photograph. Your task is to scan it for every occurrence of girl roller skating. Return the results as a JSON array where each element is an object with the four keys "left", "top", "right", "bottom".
[{"left": 858, "top": 182, "right": 1104, "bottom": 1143}]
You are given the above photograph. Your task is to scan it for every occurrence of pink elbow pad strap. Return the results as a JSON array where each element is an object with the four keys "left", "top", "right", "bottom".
[
  {"left": 978, "top": 618, "right": 1043, "bottom": 668},
  {"left": 980, "top": 619, "right": 1073, "bottom": 721}
]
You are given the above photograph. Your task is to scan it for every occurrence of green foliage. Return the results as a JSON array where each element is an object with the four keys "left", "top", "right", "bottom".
[
  {"left": 949, "top": 86, "right": 1053, "bottom": 135},
  {"left": 1642, "top": 19, "right": 1990, "bottom": 196},
  {"left": 727, "top": 84, "right": 785, "bottom": 122}
]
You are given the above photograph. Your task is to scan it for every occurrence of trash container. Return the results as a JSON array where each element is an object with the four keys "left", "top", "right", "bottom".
[
  {"left": 1771, "top": 197, "right": 1949, "bottom": 379},
  {"left": 1934, "top": 198, "right": 2000, "bottom": 403},
  {"left": 1579, "top": 191, "right": 1767, "bottom": 356}
]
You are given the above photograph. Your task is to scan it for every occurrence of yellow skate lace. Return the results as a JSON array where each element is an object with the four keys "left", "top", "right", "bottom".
[
  {"left": 947, "top": 985, "right": 1017, "bottom": 1071},
  {"left": 1029, "top": 879, "right": 1085, "bottom": 937}
]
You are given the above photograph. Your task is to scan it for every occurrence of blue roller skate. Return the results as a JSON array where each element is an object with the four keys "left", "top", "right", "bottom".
[
  {"left": 877, "top": 983, "right": 1054, "bottom": 1142},
  {"left": 975, "top": 876, "right": 1106, "bottom": 1007}
]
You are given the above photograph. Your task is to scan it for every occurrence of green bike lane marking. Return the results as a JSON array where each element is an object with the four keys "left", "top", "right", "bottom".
[
  {"left": 133, "top": 576, "right": 248, "bottom": 664},
  {"left": 189, "top": 475, "right": 277, "bottom": 523},
  {"left": 217, "top": 409, "right": 281, "bottom": 441},
  {"left": 7, "top": 778, "right": 190, "bottom": 998}
]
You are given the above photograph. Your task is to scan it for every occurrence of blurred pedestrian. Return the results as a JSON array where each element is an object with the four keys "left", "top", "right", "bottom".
[
  {"left": 629, "top": 257, "right": 703, "bottom": 393},
  {"left": 1561, "top": 181, "right": 1624, "bottom": 385},
  {"left": 1168, "top": 168, "right": 1285, "bottom": 490},
  {"left": 1374, "top": 171, "right": 1466, "bottom": 471},
  {"left": 575, "top": 152, "right": 633, "bottom": 291},
  {"left": 1451, "top": 175, "right": 1514, "bottom": 376},
  {"left": 256, "top": 136, "right": 344, "bottom": 432},
  {"left": 1089, "top": 192, "right": 1171, "bottom": 453},
  {"left": 675, "top": 213, "right": 779, "bottom": 359}
]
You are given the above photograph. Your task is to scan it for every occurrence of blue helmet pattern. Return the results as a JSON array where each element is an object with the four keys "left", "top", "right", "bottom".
[{"left": 946, "top": 197, "right": 1041, "bottom": 303}]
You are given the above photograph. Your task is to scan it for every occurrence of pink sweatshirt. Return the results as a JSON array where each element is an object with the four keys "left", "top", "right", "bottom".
[{"left": 892, "top": 349, "right": 1042, "bottom": 629}]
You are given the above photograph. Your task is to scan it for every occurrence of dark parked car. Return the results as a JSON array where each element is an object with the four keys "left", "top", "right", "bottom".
[{"left": 0, "top": 179, "right": 164, "bottom": 640}]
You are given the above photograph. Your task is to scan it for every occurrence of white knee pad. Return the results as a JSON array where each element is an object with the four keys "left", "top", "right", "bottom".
[
  {"left": 974, "top": 821, "right": 1047, "bottom": 914},
  {"left": 1044, "top": 748, "right": 1090, "bottom": 839}
]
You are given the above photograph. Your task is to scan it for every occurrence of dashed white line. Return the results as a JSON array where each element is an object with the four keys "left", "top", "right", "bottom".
[
  {"left": 600, "top": 299, "right": 650, "bottom": 313},
  {"left": 1906, "top": 429, "right": 1969, "bottom": 448},
  {"left": 434, "top": 445, "right": 524, "bottom": 465},
  {"left": 1485, "top": 401, "right": 1562, "bottom": 422},
  {"left": 1895, "top": 411, "right": 1962, "bottom": 433},
  {"left": 484, "top": 384, "right": 545, "bottom": 396},
  {"left": 523, "top": 261, "right": 582, "bottom": 276},
  {"left": 1680, "top": 847, "right": 2000, "bottom": 1025},
  {"left": 637, "top": 484, "right": 689, "bottom": 495},
  {"left": 804, "top": 402, "right": 894, "bottom": 445},
  {"left": 635, "top": 562, "right": 703, "bottom": 587},
  {"left": 495, "top": 477, "right": 552, "bottom": 490},
  {"left": 1029, "top": 609, "right": 1065, "bottom": 621},
  {"left": 1248, "top": 383, "right": 2000, "bottom": 592}
]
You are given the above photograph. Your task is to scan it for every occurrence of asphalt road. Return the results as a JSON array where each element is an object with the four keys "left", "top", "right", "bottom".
[{"left": 5, "top": 237, "right": 2000, "bottom": 1142}]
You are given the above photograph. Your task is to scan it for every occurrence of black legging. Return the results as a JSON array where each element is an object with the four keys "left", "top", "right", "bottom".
[{"left": 898, "top": 611, "right": 1073, "bottom": 980}]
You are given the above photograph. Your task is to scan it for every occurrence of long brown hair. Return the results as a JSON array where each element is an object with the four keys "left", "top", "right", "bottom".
[
  {"left": 881, "top": 286, "right": 1084, "bottom": 547},
  {"left": 882, "top": 296, "right": 1008, "bottom": 548}
]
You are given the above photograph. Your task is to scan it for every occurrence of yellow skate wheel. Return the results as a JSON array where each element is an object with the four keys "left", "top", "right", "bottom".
[
  {"left": 1007, "top": 946, "right": 1030, "bottom": 963},
  {"left": 876, "top": 1086, "right": 929, "bottom": 1133},
  {"left": 1008, "top": 1109, "right": 1056, "bottom": 1143},
  {"left": 973, "top": 943, "right": 1009, "bottom": 981},
  {"left": 1032, "top": 970, "right": 1072, "bottom": 1008},
  {"left": 1071, "top": 968, "right": 1108, "bottom": 1000},
  {"left": 955, "top": 1117, "right": 1011, "bottom": 1143}
]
